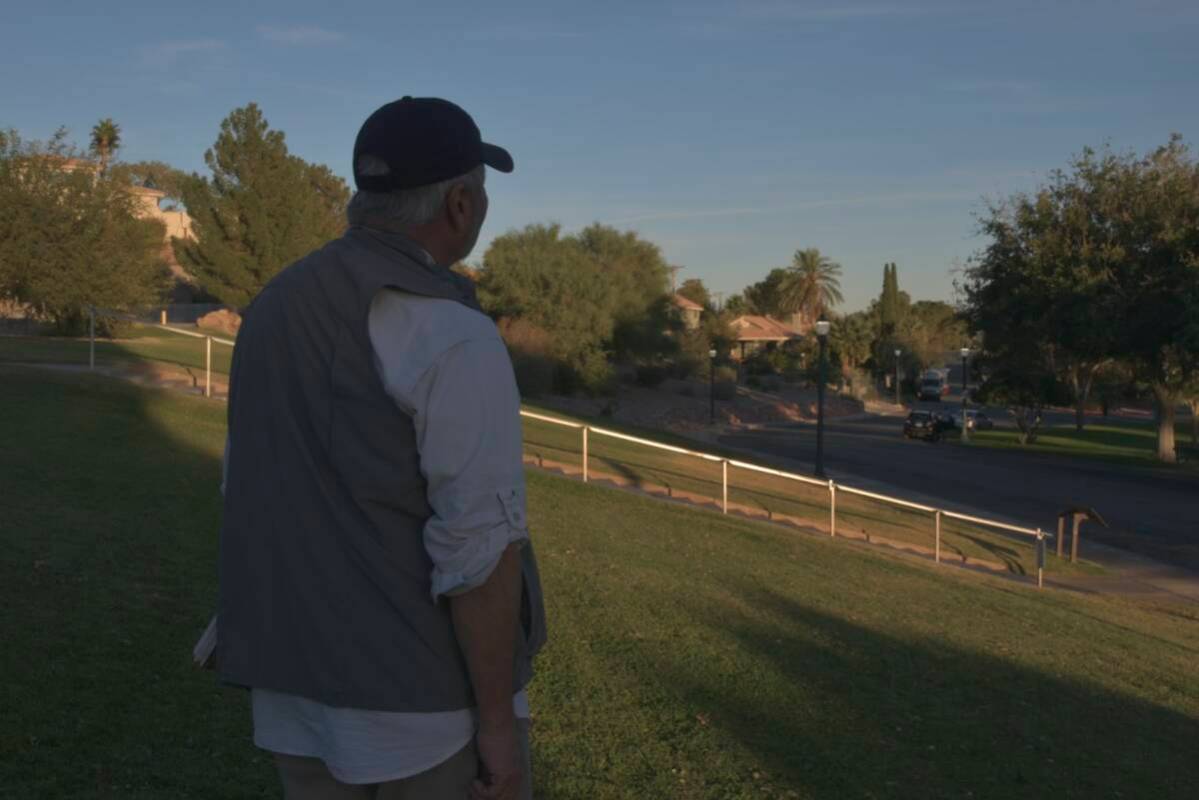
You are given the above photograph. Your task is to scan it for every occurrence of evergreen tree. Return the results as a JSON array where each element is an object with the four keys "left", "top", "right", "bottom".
[
  {"left": 174, "top": 103, "right": 350, "bottom": 308},
  {"left": 879, "top": 262, "right": 899, "bottom": 337}
]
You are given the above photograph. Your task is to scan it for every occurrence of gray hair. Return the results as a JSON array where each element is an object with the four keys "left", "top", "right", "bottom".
[{"left": 346, "top": 156, "right": 485, "bottom": 229}]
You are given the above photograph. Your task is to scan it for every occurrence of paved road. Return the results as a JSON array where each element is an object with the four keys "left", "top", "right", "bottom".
[{"left": 719, "top": 397, "right": 1199, "bottom": 572}]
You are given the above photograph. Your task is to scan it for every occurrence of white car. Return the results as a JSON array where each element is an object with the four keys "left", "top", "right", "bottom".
[{"left": 950, "top": 410, "right": 993, "bottom": 430}]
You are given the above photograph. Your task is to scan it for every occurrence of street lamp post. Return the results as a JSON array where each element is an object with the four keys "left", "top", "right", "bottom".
[
  {"left": 894, "top": 348, "right": 902, "bottom": 407},
  {"left": 709, "top": 348, "right": 717, "bottom": 425},
  {"left": 814, "top": 319, "right": 830, "bottom": 478},
  {"left": 960, "top": 346, "right": 971, "bottom": 443}
]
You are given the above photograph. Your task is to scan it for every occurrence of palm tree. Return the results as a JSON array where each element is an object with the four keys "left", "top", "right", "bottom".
[
  {"left": 89, "top": 118, "right": 121, "bottom": 173},
  {"left": 778, "top": 248, "right": 844, "bottom": 326}
]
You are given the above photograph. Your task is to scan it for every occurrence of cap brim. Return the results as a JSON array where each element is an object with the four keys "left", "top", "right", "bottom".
[{"left": 482, "top": 142, "right": 514, "bottom": 173}]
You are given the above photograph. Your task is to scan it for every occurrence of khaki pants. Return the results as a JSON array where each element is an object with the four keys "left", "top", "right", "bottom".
[{"left": 273, "top": 719, "right": 532, "bottom": 800}]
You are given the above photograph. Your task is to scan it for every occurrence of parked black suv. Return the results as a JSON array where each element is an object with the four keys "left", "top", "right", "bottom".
[{"left": 903, "top": 411, "right": 951, "bottom": 441}]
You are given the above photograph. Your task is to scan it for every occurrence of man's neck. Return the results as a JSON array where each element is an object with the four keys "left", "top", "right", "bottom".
[{"left": 354, "top": 219, "right": 458, "bottom": 266}]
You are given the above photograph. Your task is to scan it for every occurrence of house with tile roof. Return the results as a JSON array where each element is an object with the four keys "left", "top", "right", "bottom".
[
  {"left": 671, "top": 293, "right": 704, "bottom": 331},
  {"left": 728, "top": 314, "right": 806, "bottom": 360}
]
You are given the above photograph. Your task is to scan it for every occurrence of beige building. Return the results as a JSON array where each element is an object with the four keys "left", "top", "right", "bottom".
[
  {"left": 125, "top": 185, "right": 199, "bottom": 301},
  {"left": 671, "top": 293, "right": 704, "bottom": 330},
  {"left": 127, "top": 185, "right": 193, "bottom": 241}
]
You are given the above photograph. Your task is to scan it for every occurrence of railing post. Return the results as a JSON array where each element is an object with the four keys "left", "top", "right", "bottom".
[
  {"left": 160, "top": 309, "right": 167, "bottom": 325},
  {"left": 934, "top": 510, "right": 942, "bottom": 564},
  {"left": 582, "top": 427, "right": 589, "bottom": 483},
  {"left": 88, "top": 307, "right": 95, "bottom": 370},
  {"left": 722, "top": 459, "right": 729, "bottom": 514},
  {"left": 1036, "top": 528, "right": 1045, "bottom": 589},
  {"left": 205, "top": 336, "right": 212, "bottom": 398},
  {"left": 829, "top": 480, "right": 836, "bottom": 537}
]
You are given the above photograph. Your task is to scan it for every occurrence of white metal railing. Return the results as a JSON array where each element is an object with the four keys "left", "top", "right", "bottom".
[
  {"left": 88, "top": 307, "right": 234, "bottom": 398},
  {"left": 76, "top": 310, "right": 1052, "bottom": 587},
  {"left": 521, "top": 409, "right": 1052, "bottom": 588}
]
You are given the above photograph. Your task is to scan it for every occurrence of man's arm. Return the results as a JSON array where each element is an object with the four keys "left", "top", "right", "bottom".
[
  {"left": 450, "top": 541, "right": 522, "bottom": 727},
  {"left": 367, "top": 293, "right": 529, "bottom": 797},
  {"left": 451, "top": 542, "right": 524, "bottom": 798}
]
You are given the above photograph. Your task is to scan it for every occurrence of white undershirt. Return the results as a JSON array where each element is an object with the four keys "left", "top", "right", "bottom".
[{"left": 250, "top": 274, "right": 531, "bottom": 784}]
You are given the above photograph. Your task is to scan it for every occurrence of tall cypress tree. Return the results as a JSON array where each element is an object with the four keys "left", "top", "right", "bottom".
[
  {"left": 174, "top": 103, "right": 350, "bottom": 308},
  {"left": 879, "top": 262, "right": 898, "bottom": 337}
]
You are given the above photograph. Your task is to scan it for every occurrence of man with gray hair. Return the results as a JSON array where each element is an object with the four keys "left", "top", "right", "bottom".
[{"left": 217, "top": 97, "right": 546, "bottom": 800}]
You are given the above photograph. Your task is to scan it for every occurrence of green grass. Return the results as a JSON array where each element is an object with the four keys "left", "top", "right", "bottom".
[
  {"left": 963, "top": 420, "right": 1198, "bottom": 471},
  {"left": 0, "top": 329, "right": 234, "bottom": 375},
  {"left": 0, "top": 330, "right": 1095, "bottom": 575},
  {"left": 4, "top": 366, "right": 1195, "bottom": 798},
  {"left": 521, "top": 406, "right": 1099, "bottom": 577}
]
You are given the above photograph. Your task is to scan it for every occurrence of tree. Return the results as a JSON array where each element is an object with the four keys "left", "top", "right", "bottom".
[
  {"left": 111, "top": 160, "right": 191, "bottom": 208},
  {"left": 878, "top": 262, "right": 900, "bottom": 338},
  {"left": 901, "top": 301, "right": 966, "bottom": 370},
  {"left": 778, "top": 248, "right": 844, "bottom": 325},
  {"left": 741, "top": 268, "right": 790, "bottom": 318},
  {"left": 174, "top": 103, "right": 350, "bottom": 308},
  {"left": 677, "top": 277, "right": 711, "bottom": 310},
  {"left": 1103, "top": 136, "right": 1199, "bottom": 460},
  {"left": 477, "top": 224, "right": 615, "bottom": 394},
  {"left": 967, "top": 136, "right": 1199, "bottom": 459},
  {"left": 477, "top": 222, "right": 678, "bottom": 394},
  {"left": 89, "top": 118, "right": 121, "bottom": 174},
  {"left": 722, "top": 293, "right": 748, "bottom": 317},
  {"left": 831, "top": 310, "right": 875, "bottom": 372},
  {"left": 0, "top": 128, "right": 169, "bottom": 332}
]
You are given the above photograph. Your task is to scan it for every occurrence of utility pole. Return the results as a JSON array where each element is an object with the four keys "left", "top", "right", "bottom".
[{"left": 668, "top": 265, "right": 683, "bottom": 295}]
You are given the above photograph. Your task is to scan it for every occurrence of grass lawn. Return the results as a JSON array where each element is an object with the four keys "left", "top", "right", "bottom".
[
  {"left": 3, "top": 366, "right": 1197, "bottom": 798},
  {"left": 0, "top": 328, "right": 1084, "bottom": 576},
  {"left": 521, "top": 405, "right": 1099, "bottom": 577},
  {"left": 961, "top": 420, "right": 1198, "bottom": 472},
  {"left": 0, "top": 329, "right": 234, "bottom": 375}
]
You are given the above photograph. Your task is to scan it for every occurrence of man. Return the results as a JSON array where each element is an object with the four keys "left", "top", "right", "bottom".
[{"left": 217, "top": 97, "right": 546, "bottom": 800}]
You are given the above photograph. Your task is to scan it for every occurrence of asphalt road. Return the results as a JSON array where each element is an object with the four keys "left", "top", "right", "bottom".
[{"left": 719, "top": 392, "right": 1199, "bottom": 572}]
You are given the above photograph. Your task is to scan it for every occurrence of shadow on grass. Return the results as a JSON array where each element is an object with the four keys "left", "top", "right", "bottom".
[
  {"left": 955, "top": 530, "right": 1025, "bottom": 574},
  {"left": 0, "top": 366, "right": 270, "bottom": 798},
  {"left": 634, "top": 583, "right": 1199, "bottom": 799}
]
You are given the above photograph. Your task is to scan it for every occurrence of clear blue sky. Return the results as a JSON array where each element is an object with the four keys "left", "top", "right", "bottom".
[{"left": 4, "top": 1, "right": 1197, "bottom": 311}]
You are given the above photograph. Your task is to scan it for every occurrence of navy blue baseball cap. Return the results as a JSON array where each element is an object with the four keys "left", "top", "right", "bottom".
[{"left": 353, "top": 96, "right": 514, "bottom": 191}]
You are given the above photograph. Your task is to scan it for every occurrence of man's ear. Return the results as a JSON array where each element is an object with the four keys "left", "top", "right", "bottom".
[{"left": 444, "top": 181, "right": 473, "bottom": 234}]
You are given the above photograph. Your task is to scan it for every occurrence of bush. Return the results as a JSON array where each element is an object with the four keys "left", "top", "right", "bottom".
[
  {"left": 512, "top": 354, "right": 555, "bottom": 398},
  {"left": 497, "top": 317, "right": 555, "bottom": 397},
  {"left": 555, "top": 348, "right": 616, "bottom": 396},
  {"left": 634, "top": 364, "right": 671, "bottom": 388}
]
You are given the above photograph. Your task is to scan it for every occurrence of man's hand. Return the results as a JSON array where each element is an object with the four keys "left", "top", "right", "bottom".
[{"left": 470, "top": 718, "right": 522, "bottom": 800}]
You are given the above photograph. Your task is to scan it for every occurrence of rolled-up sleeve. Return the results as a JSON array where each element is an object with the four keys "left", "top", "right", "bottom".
[{"left": 409, "top": 337, "right": 529, "bottom": 601}]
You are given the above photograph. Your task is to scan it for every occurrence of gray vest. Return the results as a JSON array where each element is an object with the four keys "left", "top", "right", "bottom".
[{"left": 217, "top": 226, "right": 547, "bottom": 713}]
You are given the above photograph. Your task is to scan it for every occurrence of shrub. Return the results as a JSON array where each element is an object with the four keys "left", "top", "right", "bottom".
[
  {"left": 634, "top": 364, "right": 671, "bottom": 388},
  {"left": 497, "top": 317, "right": 555, "bottom": 397}
]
